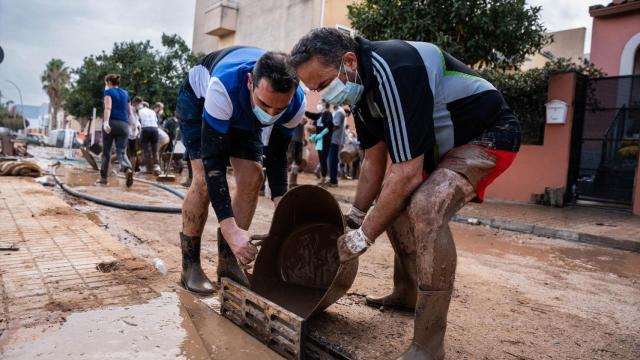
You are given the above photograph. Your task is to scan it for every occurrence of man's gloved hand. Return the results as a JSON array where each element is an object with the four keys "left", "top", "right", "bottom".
[
  {"left": 103, "top": 122, "right": 111, "bottom": 134},
  {"left": 344, "top": 206, "right": 366, "bottom": 229},
  {"left": 337, "top": 228, "right": 373, "bottom": 263}
]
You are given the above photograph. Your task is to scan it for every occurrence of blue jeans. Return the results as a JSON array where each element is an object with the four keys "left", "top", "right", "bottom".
[{"left": 328, "top": 143, "right": 340, "bottom": 185}]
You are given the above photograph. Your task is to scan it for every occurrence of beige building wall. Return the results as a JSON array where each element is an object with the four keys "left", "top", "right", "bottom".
[
  {"left": 322, "top": 0, "right": 356, "bottom": 28},
  {"left": 192, "top": 0, "right": 356, "bottom": 53},
  {"left": 521, "top": 27, "right": 586, "bottom": 70},
  {"left": 192, "top": 0, "right": 221, "bottom": 54}
]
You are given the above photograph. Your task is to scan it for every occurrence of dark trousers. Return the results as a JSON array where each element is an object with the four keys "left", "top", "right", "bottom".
[
  {"left": 328, "top": 143, "right": 340, "bottom": 184},
  {"left": 101, "top": 120, "right": 132, "bottom": 178},
  {"left": 318, "top": 148, "right": 329, "bottom": 178},
  {"left": 140, "top": 127, "right": 159, "bottom": 167}
]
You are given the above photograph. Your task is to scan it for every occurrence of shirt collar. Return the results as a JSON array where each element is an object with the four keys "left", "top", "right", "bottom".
[{"left": 355, "top": 36, "right": 376, "bottom": 91}]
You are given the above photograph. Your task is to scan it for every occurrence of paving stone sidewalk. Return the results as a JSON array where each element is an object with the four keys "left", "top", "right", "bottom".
[
  {"left": 296, "top": 173, "right": 640, "bottom": 252},
  {"left": 0, "top": 178, "right": 157, "bottom": 339}
]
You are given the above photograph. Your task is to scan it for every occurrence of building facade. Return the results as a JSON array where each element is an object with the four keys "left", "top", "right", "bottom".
[
  {"left": 520, "top": 27, "right": 586, "bottom": 71},
  {"left": 192, "top": 0, "right": 355, "bottom": 54},
  {"left": 590, "top": 0, "right": 640, "bottom": 76}
]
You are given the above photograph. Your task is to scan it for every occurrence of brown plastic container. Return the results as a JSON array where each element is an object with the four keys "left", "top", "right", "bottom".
[{"left": 250, "top": 185, "right": 359, "bottom": 319}]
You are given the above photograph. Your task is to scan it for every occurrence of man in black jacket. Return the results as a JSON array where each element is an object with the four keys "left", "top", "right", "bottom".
[{"left": 290, "top": 28, "right": 521, "bottom": 359}]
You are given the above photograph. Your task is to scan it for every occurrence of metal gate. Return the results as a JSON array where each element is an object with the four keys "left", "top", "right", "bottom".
[{"left": 571, "top": 75, "right": 640, "bottom": 205}]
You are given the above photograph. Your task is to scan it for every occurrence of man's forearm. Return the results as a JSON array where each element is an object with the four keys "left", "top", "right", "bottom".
[
  {"left": 361, "top": 157, "right": 424, "bottom": 240},
  {"left": 352, "top": 142, "right": 388, "bottom": 212},
  {"left": 103, "top": 110, "right": 110, "bottom": 124},
  {"left": 352, "top": 156, "right": 384, "bottom": 212}
]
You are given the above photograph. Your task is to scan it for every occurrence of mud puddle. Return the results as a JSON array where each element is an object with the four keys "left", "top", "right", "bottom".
[{"left": 1, "top": 290, "right": 281, "bottom": 360}]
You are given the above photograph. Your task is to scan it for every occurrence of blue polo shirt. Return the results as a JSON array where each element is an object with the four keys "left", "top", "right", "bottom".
[{"left": 202, "top": 47, "right": 306, "bottom": 136}]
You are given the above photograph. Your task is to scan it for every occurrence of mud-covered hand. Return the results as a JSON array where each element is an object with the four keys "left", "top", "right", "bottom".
[
  {"left": 226, "top": 227, "right": 258, "bottom": 268},
  {"left": 343, "top": 206, "right": 366, "bottom": 229},
  {"left": 103, "top": 122, "right": 111, "bottom": 134},
  {"left": 337, "top": 228, "right": 373, "bottom": 263}
]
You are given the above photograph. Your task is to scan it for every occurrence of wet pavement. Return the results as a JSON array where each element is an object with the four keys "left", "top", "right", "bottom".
[
  {"left": 2, "top": 291, "right": 280, "bottom": 360},
  {"left": 2, "top": 150, "right": 639, "bottom": 359}
]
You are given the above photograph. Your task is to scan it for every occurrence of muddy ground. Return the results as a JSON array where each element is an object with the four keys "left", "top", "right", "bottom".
[{"left": 3, "top": 156, "right": 640, "bottom": 359}]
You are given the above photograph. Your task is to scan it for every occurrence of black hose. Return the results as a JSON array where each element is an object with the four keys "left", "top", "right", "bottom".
[
  {"left": 115, "top": 174, "right": 185, "bottom": 199},
  {"left": 52, "top": 166, "right": 182, "bottom": 213}
]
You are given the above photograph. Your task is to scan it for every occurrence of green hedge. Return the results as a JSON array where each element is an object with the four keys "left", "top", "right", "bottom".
[{"left": 480, "top": 58, "right": 604, "bottom": 145}]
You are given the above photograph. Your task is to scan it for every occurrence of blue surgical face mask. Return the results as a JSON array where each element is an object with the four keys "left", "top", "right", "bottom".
[
  {"left": 320, "top": 62, "right": 364, "bottom": 106},
  {"left": 250, "top": 86, "right": 286, "bottom": 125},
  {"left": 252, "top": 102, "right": 285, "bottom": 125}
]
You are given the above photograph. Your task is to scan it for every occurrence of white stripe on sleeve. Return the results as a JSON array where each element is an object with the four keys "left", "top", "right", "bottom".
[{"left": 203, "top": 77, "right": 233, "bottom": 121}]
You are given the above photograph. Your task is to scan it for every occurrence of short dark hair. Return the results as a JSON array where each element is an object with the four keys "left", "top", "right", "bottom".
[
  {"left": 252, "top": 51, "right": 298, "bottom": 93},
  {"left": 104, "top": 73, "right": 121, "bottom": 86},
  {"left": 289, "top": 27, "right": 357, "bottom": 69},
  {"left": 132, "top": 96, "right": 143, "bottom": 105}
]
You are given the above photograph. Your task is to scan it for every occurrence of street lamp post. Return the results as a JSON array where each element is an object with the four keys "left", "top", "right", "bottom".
[{"left": 5, "top": 80, "right": 26, "bottom": 132}]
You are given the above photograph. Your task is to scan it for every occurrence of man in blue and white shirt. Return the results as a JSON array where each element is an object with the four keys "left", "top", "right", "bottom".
[{"left": 175, "top": 47, "right": 305, "bottom": 294}]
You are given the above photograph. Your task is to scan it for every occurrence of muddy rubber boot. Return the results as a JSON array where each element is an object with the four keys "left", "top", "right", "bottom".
[
  {"left": 366, "top": 252, "right": 417, "bottom": 311},
  {"left": 180, "top": 233, "right": 214, "bottom": 294},
  {"left": 396, "top": 289, "right": 452, "bottom": 360},
  {"left": 216, "top": 228, "right": 250, "bottom": 287}
]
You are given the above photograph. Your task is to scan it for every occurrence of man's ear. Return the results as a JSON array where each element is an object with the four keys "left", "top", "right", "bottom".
[
  {"left": 343, "top": 52, "right": 358, "bottom": 69},
  {"left": 247, "top": 72, "right": 254, "bottom": 89}
]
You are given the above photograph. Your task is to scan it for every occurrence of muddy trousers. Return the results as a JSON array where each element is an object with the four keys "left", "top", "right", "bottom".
[
  {"left": 101, "top": 120, "right": 132, "bottom": 179},
  {"left": 389, "top": 168, "right": 476, "bottom": 360}
]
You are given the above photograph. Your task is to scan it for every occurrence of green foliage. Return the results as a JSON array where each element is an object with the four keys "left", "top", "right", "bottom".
[
  {"left": 0, "top": 104, "right": 27, "bottom": 130},
  {"left": 479, "top": 58, "right": 605, "bottom": 144},
  {"left": 348, "top": 0, "right": 549, "bottom": 70},
  {"left": 65, "top": 33, "right": 199, "bottom": 120}
]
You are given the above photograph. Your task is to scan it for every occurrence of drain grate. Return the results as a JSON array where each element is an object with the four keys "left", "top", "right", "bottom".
[{"left": 221, "top": 277, "right": 305, "bottom": 359}]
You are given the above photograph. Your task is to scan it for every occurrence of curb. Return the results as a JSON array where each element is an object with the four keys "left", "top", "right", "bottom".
[
  {"left": 325, "top": 191, "right": 640, "bottom": 253},
  {"left": 451, "top": 214, "right": 640, "bottom": 253}
]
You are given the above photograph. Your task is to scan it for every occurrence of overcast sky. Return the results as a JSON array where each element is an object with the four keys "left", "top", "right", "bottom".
[{"left": 0, "top": 0, "right": 603, "bottom": 106}]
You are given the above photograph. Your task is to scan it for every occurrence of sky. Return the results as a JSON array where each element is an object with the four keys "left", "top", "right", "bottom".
[{"left": 0, "top": 0, "right": 604, "bottom": 106}]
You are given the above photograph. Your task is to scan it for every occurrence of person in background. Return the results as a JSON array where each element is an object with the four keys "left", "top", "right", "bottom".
[
  {"left": 127, "top": 96, "right": 143, "bottom": 171},
  {"left": 100, "top": 73, "right": 134, "bottom": 187},
  {"left": 287, "top": 118, "right": 307, "bottom": 188},
  {"left": 138, "top": 101, "right": 162, "bottom": 175},
  {"left": 315, "top": 101, "right": 333, "bottom": 185},
  {"left": 162, "top": 114, "right": 178, "bottom": 152},
  {"left": 153, "top": 102, "right": 164, "bottom": 125},
  {"left": 328, "top": 105, "right": 346, "bottom": 187}
]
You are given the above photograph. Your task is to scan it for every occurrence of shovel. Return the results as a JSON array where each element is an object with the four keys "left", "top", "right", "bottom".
[{"left": 157, "top": 138, "right": 177, "bottom": 182}]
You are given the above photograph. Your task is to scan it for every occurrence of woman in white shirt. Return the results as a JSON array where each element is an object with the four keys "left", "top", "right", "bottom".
[{"left": 138, "top": 101, "right": 161, "bottom": 175}]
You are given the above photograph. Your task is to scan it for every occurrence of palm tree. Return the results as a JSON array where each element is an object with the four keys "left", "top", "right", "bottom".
[{"left": 41, "top": 59, "right": 70, "bottom": 130}]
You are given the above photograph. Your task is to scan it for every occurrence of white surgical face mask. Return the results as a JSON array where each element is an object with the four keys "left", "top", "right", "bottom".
[{"left": 319, "top": 62, "right": 364, "bottom": 106}]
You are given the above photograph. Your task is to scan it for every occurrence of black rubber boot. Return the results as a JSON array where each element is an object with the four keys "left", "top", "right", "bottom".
[
  {"left": 180, "top": 232, "right": 214, "bottom": 294},
  {"left": 365, "top": 252, "right": 417, "bottom": 311},
  {"left": 216, "top": 228, "right": 250, "bottom": 287},
  {"left": 396, "top": 289, "right": 452, "bottom": 360}
]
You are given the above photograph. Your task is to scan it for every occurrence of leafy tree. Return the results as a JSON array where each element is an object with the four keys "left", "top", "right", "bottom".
[
  {"left": 41, "top": 59, "right": 70, "bottom": 129},
  {"left": 65, "top": 33, "right": 199, "bottom": 127},
  {"left": 0, "top": 103, "right": 28, "bottom": 130},
  {"left": 348, "top": 0, "right": 549, "bottom": 69}
]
